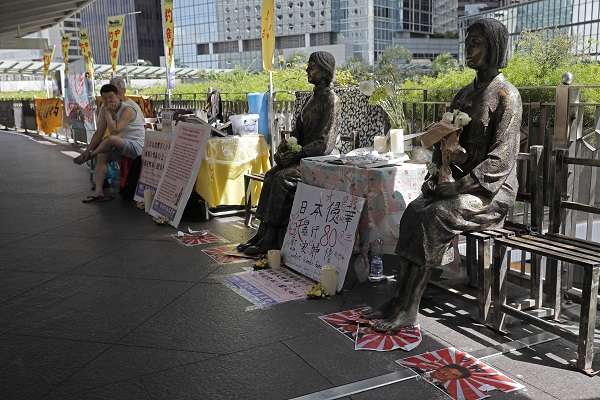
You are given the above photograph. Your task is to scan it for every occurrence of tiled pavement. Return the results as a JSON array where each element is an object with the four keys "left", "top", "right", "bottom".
[{"left": 1, "top": 130, "right": 600, "bottom": 400}]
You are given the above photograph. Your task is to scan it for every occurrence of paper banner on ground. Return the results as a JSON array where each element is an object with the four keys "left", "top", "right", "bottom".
[
  {"left": 172, "top": 231, "right": 227, "bottom": 247},
  {"left": 34, "top": 98, "right": 63, "bottom": 135},
  {"left": 222, "top": 268, "right": 313, "bottom": 308},
  {"left": 397, "top": 347, "right": 525, "bottom": 400},
  {"left": 161, "top": 0, "right": 175, "bottom": 69},
  {"left": 282, "top": 183, "right": 365, "bottom": 292},
  {"left": 354, "top": 323, "right": 421, "bottom": 352},
  {"left": 202, "top": 244, "right": 250, "bottom": 265},
  {"left": 319, "top": 308, "right": 422, "bottom": 352},
  {"left": 64, "top": 59, "right": 96, "bottom": 143},
  {"left": 107, "top": 15, "right": 125, "bottom": 72},
  {"left": 134, "top": 130, "right": 173, "bottom": 203},
  {"left": 149, "top": 121, "right": 210, "bottom": 228}
]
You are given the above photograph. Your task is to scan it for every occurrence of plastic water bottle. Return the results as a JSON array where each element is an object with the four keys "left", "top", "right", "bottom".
[{"left": 369, "top": 238, "right": 385, "bottom": 282}]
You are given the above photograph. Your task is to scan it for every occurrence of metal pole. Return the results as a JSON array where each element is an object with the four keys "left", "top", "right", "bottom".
[
  {"left": 166, "top": 63, "right": 172, "bottom": 108},
  {"left": 268, "top": 70, "right": 275, "bottom": 165}
]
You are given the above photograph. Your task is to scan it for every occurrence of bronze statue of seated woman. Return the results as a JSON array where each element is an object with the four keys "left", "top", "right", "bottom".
[
  {"left": 365, "top": 18, "right": 522, "bottom": 331},
  {"left": 238, "top": 51, "right": 341, "bottom": 255}
]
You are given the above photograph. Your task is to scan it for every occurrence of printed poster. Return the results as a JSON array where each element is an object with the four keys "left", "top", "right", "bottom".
[
  {"left": 134, "top": 130, "right": 173, "bottom": 203},
  {"left": 282, "top": 183, "right": 365, "bottom": 292},
  {"left": 222, "top": 268, "right": 313, "bottom": 308},
  {"left": 107, "top": 15, "right": 125, "bottom": 72},
  {"left": 149, "top": 121, "right": 210, "bottom": 228},
  {"left": 397, "top": 347, "right": 525, "bottom": 400},
  {"left": 64, "top": 59, "right": 96, "bottom": 143},
  {"left": 34, "top": 99, "right": 63, "bottom": 135}
]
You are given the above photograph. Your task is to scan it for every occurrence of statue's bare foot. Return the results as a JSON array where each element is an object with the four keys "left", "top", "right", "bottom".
[
  {"left": 371, "top": 311, "right": 417, "bottom": 332},
  {"left": 362, "top": 300, "right": 397, "bottom": 320}
]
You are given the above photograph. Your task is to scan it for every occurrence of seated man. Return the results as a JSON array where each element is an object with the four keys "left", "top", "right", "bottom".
[
  {"left": 74, "top": 82, "right": 146, "bottom": 203},
  {"left": 238, "top": 51, "right": 341, "bottom": 255}
]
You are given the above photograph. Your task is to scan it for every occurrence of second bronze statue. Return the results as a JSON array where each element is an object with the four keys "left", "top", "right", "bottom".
[{"left": 237, "top": 51, "right": 341, "bottom": 256}]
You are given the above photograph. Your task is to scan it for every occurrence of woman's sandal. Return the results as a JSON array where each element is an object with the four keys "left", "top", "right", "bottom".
[{"left": 82, "top": 195, "right": 114, "bottom": 203}]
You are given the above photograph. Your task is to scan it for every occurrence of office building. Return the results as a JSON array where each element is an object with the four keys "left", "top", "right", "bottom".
[
  {"left": 79, "top": 0, "right": 164, "bottom": 66},
  {"left": 458, "top": 0, "right": 600, "bottom": 62}
]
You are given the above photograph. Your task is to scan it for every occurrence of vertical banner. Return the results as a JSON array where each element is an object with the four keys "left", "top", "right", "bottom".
[
  {"left": 79, "top": 28, "right": 94, "bottom": 76},
  {"left": 42, "top": 47, "right": 55, "bottom": 79},
  {"left": 260, "top": 0, "right": 275, "bottom": 71},
  {"left": 161, "top": 0, "right": 175, "bottom": 69},
  {"left": 107, "top": 15, "right": 125, "bottom": 73},
  {"left": 61, "top": 33, "right": 70, "bottom": 72},
  {"left": 64, "top": 59, "right": 96, "bottom": 143}
]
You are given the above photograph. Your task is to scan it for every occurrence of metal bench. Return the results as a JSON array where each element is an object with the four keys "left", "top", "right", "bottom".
[
  {"left": 490, "top": 148, "right": 600, "bottom": 374},
  {"left": 244, "top": 172, "right": 265, "bottom": 226},
  {"left": 461, "top": 145, "right": 544, "bottom": 323}
]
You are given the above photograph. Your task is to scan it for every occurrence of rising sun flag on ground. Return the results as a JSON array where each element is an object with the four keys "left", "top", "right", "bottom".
[{"left": 260, "top": 0, "right": 275, "bottom": 71}]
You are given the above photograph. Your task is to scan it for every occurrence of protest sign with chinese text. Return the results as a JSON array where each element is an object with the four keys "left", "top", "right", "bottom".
[
  {"left": 34, "top": 99, "right": 63, "bottom": 135},
  {"left": 149, "top": 122, "right": 210, "bottom": 227},
  {"left": 107, "top": 15, "right": 125, "bottom": 73},
  {"left": 282, "top": 183, "right": 365, "bottom": 292},
  {"left": 134, "top": 130, "right": 173, "bottom": 203}
]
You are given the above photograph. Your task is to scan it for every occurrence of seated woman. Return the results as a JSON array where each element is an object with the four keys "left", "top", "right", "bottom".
[
  {"left": 238, "top": 51, "right": 341, "bottom": 255},
  {"left": 366, "top": 18, "right": 522, "bottom": 331}
]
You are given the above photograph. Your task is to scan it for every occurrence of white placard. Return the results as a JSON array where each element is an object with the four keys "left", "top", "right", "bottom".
[
  {"left": 149, "top": 121, "right": 210, "bottom": 228},
  {"left": 134, "top": 130, "right": 173, "bottom": 203},
  {"left": 282, "top": 183, "right": 365, "bottom": 292}
]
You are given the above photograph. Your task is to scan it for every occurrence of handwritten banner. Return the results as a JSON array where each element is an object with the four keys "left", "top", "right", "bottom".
[
  {"left": 79, "top": 28, "right": 94, "bottom": 76},
  {"left": 149, "top": 122, "right": 210, "bottom": 227},
  {"left": 42, "top": 47, "right": 54, "bottom": 79},
  {"left": 34, "top": 98, "right": 63, "bottom": 135},
  {"left": 261, "top": 0, "right": 275, "bottom": 70},
  {"left": 161, "top": 0, "right": 175, "bottom": 69},
  {"left": 107, "top": 15, "right": 125, "bottom": 73},
  {"left": 134, "top": 130, "right": 173, "bottom": 203},
  {"left": 61, "top": 33, "right": 70, "bottom": 72},
  {"left": 282, "top": 183, "right": 365, "bottom": 292}
]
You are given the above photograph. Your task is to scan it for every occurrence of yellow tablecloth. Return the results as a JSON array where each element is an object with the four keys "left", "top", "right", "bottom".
[{"left": 195, "top": 135, "right": 271, "bottom": 208}]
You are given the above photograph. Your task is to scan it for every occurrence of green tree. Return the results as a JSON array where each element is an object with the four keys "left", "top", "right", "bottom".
[
  {"left": 431, "top": 53, "right": 458, "bottom": 76},
  {"left": 375, "top": 45, "right": 412, "bottom": 85}
]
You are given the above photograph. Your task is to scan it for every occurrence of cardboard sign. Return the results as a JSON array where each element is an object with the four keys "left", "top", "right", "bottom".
[
  {"left": 149, "top": 121, "right": 210, "bottom": 227},
  {"left": 161, "top": 0, "right": 175, "bottom": 69},
  {"left": 282, "top": 183, "right": 365, "bottom": 292},
  {"left": 134, "top": 130, "right": 173, "bottom": 203},
  {"left": 107, "top": 15, "right": 125, "bottom": 72},
  {"left": 34, "top": 99, "right": 63, "bottom": 135}
]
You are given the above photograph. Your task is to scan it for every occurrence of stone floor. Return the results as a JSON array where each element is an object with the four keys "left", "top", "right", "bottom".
[{"left": 1, "top": 129, "right": 600, "bottom": 400}]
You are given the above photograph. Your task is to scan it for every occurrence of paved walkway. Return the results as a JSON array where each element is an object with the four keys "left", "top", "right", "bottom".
[{"left": 1, "top": 130, "right": 599, "bottom": 400}]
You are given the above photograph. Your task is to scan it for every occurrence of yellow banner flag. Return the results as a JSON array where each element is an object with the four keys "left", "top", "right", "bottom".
[
  {"left": 161, "top": 0, "right": 175, "bottom": 69},
  {"left": 42, "top": 47, "right": 55, "bottom": 78},
  {"left": 107, "top": 15, "right": 125, "bottom": 73},
  {"left": 261, "top": 0, "right": 275, "bottom": 71},
  {"left": 79, "top": 28, "right": 94, "bottom": 76},
  {"left": 61, "top": 34, "right": 70, "bottom": 72},
  {"left": 34, "top": 98, "right": 64, "bottom": 135}
]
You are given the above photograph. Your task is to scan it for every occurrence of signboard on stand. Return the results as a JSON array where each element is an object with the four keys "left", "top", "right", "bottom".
[
  {"left": 282, "top": 183, "right": 365, "bottom": 292},
  {"left": 134, "top": 130, "right": 173, "bottom": 203},
  {"left": 149, "top": 122, "right": 210, "bottom": 227},
  {"left": 64, "top": 59, "right": 96, "bottom": 143}
]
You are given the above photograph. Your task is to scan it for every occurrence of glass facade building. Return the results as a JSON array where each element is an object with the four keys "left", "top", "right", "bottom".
[
  {"left": 459, "top": 0, "right": 600, "bottom": 62},
  {"left": 80, "top": 0, "right": 164, "bottom": 66}
]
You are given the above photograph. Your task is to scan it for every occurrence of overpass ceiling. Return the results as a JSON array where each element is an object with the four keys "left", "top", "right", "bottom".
[{"left": 0, "top": 0, "right": 95, "bottom": 45}]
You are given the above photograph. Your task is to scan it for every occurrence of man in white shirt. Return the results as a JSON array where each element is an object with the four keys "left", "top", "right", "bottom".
[{"left": 74, "top": 77, "right": 146, "bottom": 203}]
